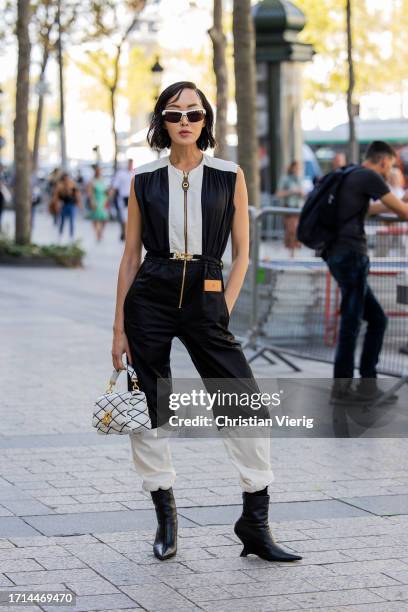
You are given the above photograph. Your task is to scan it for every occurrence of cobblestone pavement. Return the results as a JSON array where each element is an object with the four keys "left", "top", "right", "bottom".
[{"left": 0, "top": 210, "right": 407, "bottom": 611}]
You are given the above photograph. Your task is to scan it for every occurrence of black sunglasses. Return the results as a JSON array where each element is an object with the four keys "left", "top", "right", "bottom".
[{"left": 161, "top": 108, "right": 206, "bottom": 123}]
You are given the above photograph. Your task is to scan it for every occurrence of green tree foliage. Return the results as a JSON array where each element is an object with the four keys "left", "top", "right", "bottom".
[
  {"left": 74, "top": 50, "right": 119, "bottom": 115},
  {"left": 125, "top": 46, "right": 157, "bottom": 118},
  {"left": 387, "top": 0, "right": 408, "bottom": 96},
  {"left": 72, "top": 0, "right": 145, "bottom": 170},
  {"left": 296, "top": 0, "right": 386, "bottom": 105}
]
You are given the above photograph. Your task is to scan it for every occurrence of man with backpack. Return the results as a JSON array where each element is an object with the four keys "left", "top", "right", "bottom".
[{"left": 298, "top": 141, "right": 408, "bottom": 404}]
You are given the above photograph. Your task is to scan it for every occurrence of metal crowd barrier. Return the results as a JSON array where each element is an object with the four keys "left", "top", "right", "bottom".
[{"left": 224, "top": 206, "right": 408, "bottom": 378}]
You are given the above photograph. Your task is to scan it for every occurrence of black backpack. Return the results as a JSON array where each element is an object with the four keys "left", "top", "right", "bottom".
[{"left": 296, "top": 164, "right": 359, "bottom": 254}]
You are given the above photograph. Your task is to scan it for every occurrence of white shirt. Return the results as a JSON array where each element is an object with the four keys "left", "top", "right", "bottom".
[
  {"left": 167, "top": 154, "right": 206, "bottom": 255},
  {"left": 112, "top": 168, "right": 134, "bottom": 199}
]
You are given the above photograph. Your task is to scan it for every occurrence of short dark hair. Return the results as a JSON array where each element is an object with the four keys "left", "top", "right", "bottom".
[
  {"left": 365, "top": 140, "right": 396, "bottom": 163},
  {"left": 147, "top": 81, "right": 216, "bottom": 151},
  {"left": 287, "top": 160, "right": 299, "bottom": 174}
]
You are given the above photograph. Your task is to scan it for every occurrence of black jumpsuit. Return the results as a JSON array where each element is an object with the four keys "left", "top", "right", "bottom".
[{"left": 123, "top": 152, "right": 269, "bottom": 429}]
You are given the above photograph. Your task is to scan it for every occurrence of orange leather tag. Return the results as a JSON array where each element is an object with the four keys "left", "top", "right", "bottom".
[{"left": 204, "top": 279, "right": 222, "bottom": 292}]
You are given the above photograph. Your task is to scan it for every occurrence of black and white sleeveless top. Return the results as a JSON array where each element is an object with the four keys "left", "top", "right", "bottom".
[{"left": 133, "top": 152, "right": 238, "bottom": 260}]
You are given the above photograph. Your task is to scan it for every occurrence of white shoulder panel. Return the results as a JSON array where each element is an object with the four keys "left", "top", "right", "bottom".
[
  {"left": 203, "top": 154, "right": 238, "bottom": 173},
  {"left": 134, "top": 156, "right": 169, "bottom": 176}
]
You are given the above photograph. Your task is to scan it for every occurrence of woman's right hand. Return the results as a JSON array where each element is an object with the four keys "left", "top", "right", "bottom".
[{"left": 111, "top": 330, "right": 132, "bottom": 371}]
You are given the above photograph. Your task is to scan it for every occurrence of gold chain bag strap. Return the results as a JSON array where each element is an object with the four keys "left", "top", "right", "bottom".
[{"left": 92, "top": 364, "right": 151, "bottom": 434}]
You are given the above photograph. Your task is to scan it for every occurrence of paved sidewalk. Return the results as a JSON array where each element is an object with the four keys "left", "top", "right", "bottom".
[{"left": 0, "top": 210, "right": 407, "bottom": 611}]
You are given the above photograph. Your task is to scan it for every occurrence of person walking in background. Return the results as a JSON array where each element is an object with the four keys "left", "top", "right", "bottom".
[
  {"left": 275, "top": 160, "right": 305, "bottom": 257},
  {"left": 30, "top": 170, "right": 42, "bottom": 233},
  {"left": 87, "top": 165, "right": 109, "bottom": 242},
  {"left": 332, "top": 152, "right": 347, "bottom": 170},
  {"left": 110, "top": 158, "right": 134, "bottom": 241},
  {"left": 75, "top": 168, "right": 85, "bottom": 191},
  {"left": 0, "top": 178, "right": 5, "bottom": 232},
  {"left": 52, "top": 172, "right": 82, "bottom": 242},
  {"left": 47, "top": 168, "right": 61, "bottom": 226},
  {"left": 0, "top": 167, "right": 12, "bottom": 232},
  {"left": 323, "top": 141, "right": 408, "bottom": 403},
  {"left": 0, "top": 172, "right": 12, "bottom": 233}
]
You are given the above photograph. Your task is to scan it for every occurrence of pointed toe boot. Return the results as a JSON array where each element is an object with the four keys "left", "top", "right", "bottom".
[
  {"left": 234, "top": 491, "right": 302, "bottom": 562},
  {"left": 150, "top": 487, "right": 178, "bottom": 560}
]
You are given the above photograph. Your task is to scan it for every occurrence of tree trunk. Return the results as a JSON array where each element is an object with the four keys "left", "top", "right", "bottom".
[
  {"left": 208, "top": 0, "right": 228, "bottom": 159},
  {"left": 346, "top": 0, "right": 358, "bottom": 163},
  {"left": 14, "top": 0, "right": 32, "bottom": 245},
  {"left": 32, "top": 48, "right": 49, "bottom": 172},
  {"left": 232, "top": 0, "right": 260, "bottom": 207},
  {"left": 57, "top": 0, "right": 67, "bottom": 169},
  {"left": 110, "top": 44, "right": 122, "bottom": 173},
  {"left": 110, "top": 86, "right": 118, "bottom": 173}
]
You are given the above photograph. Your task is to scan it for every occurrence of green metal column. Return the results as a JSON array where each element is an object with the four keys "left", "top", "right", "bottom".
[{"left": 253, "top": 0, "right": 314, "bottom": 194}]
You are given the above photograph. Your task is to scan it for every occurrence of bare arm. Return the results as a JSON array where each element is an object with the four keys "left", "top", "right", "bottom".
[
  {"left": 368, "top": 199, "right": 389, "bottom": 216},
  {"left": 86, "top": 181, "right": 96, "bottom": 209},
  {"left": 224, "top": 166, "right": 250, "bottom": 315},
  {"left": 70, "top": 180, "right": 82, "bottom": 209},
  {"left": 51, "top": 183, "right": 60, "bottom": 205},
  {"left": 276, "top": 186, "right": 304, "bottom": 199},
  {"left": 369, "top": 191, "right": 408, "bottom": 220},
  {"left": 275, "top": 188, "right": 291, "bottom": 198},
  {"left": 111, "top": 175, "right": 143, "bottom": 370},
  {"left": 76, "top": 189, "right": 83, "bottom": 209}
]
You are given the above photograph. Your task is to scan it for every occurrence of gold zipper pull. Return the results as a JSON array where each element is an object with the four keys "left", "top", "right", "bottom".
[
  {"left": 182, "top": 171, "right": 189, "bottom": 191},
  {"left": 178, "top": 171, "right": 190, "bottom": 309}
]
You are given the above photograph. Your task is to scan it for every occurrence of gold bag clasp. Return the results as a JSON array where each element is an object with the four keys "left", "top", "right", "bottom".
[{"left": 102, "top": 411, "right": 112, "bottom": 426}]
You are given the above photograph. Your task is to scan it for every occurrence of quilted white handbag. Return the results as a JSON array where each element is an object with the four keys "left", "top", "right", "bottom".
[{"left": 92, "top": 365, "right": 151, "bottom": 434}]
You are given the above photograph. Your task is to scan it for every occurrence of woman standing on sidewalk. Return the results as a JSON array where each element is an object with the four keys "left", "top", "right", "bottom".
[
  {"left": 111, "top": 81, "right": 302, "bottom": 564},
  {"left": 52, "top": 172, "right": 82, "bottom": 241},
  {"left": 87, "top": 165, "right": 109, "bottom": 242},
  {"left": 275, "top": 160, "right": 305, "bottom": 257}
]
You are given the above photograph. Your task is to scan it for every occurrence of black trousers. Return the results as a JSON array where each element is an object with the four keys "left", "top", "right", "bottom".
[
  {"left": 124, "top": 254, "right": 269, "bottom": 429},
  {"left": 326, "top": 251, "right": 388, "bottom": 379}
]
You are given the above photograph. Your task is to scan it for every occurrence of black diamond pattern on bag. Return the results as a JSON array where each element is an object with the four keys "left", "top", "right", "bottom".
[{"left": 92, "top": 365, "right": 152, "bottom": 435}]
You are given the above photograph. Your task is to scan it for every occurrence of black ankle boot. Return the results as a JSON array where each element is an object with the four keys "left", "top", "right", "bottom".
[
  {"left": 234, "top": 491, "right": 302, "bottom": 562},
  {"left": 150, "top": 487, "right": 178, "bottom": 560}
]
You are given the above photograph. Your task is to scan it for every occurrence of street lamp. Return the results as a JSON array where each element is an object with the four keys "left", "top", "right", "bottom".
[
  {"left": 150, "top": 56, "right": 164, "bottom": 103},
  {"left": 253, "top": 0, "right": 314, "bottom": 194},
  {"left": 92, "top": 145, "right": 101, "bottom": 164}
]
